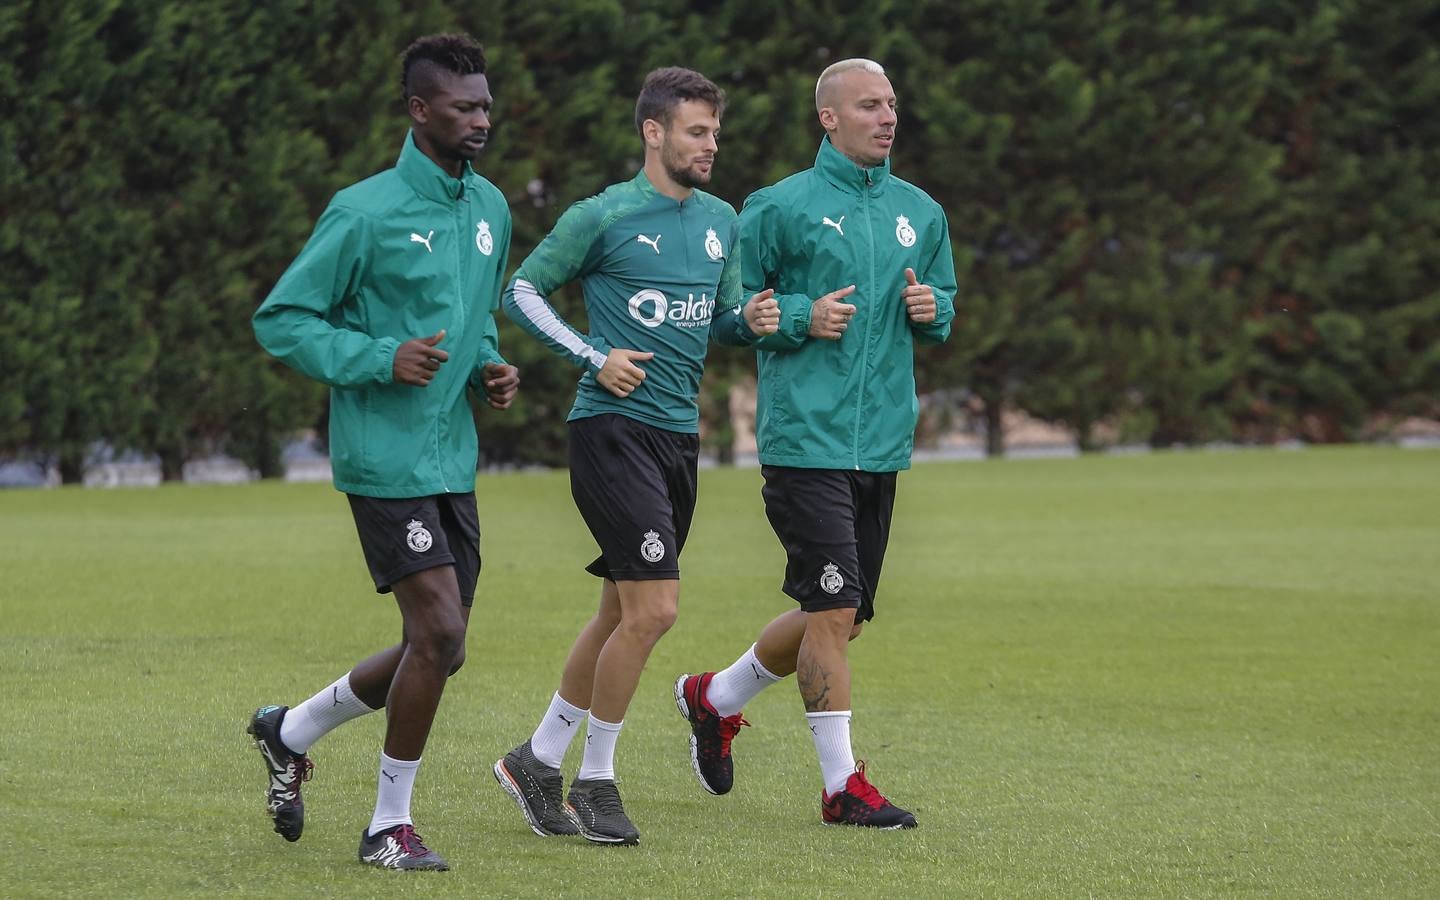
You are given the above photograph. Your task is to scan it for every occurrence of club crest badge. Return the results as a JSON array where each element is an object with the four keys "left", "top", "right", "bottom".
[
  {"left": 895, "top": 215, "right": 916, "bottom": 248},
  {"left": 476, "top": 220, "right": 494, "bottom": 256},
  {"left": 704, "top": 227, "right": 724, "bottom": 261},
  {"left": 819, "top": 563, "right": 844, "bottom": 595},
  {"left": 640, "top": 529, "right": 666, "bottom": 563},
  {"left": 406, "top": 519, "right": 433, "bottom": 553}
]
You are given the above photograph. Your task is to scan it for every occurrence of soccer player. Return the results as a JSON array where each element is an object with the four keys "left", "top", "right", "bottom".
[
  {"left": 246, "top": 33, "right": 519, "bottom": 871},
  {"left": 490, "top": 67, "right": 779, "bottom": 845},
  {"left": 674, "top": 58, "right": 956, "bottom": 829}
]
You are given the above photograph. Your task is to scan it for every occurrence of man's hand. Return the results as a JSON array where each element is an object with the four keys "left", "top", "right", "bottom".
[
  {"left": 394, "top": 330, "right": 448, "bottom": 386},
  {"left": 481, "top": 362, "right": 520, "bottom": 410},
  {"left": 808, "top": 284, "right": 858, "bottom": 340},
  {"left": 902, "top": 268, "right": 936, "bottom": 323},
  {"left": 596, "top": 348, "right": 654, "bottom": 398},
  {"left": 742, "top": 288, "right": 779, "bottom": 336}
]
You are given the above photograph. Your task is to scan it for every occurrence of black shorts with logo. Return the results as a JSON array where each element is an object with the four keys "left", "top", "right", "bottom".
[
  {"left": 569, "top": 414, "right": 699, "bottom": 582},
  {"left": 346, "top": 492, "right": 481, "bottom": 607},
  {"left": 761, "top": 466, "right": 897, "bottom": 622}
]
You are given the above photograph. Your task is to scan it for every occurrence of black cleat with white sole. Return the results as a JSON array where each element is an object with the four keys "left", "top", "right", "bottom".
[
  {"left": 357, "top": 823, "right": 449, "bottom": 870},
  {"left": 247, "top": 705, "right": 313, "bottom": 842}
]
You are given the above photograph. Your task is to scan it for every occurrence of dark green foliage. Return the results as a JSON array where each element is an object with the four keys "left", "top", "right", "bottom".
[{"left": 3, "top": 0, "right": 1435, "bottom": 472}]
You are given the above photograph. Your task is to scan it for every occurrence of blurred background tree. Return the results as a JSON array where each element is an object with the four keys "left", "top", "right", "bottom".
[{"left": 2, "top": 0, "right": 1435, "bottom": 478}]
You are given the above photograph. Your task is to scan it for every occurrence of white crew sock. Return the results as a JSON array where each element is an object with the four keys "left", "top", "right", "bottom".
[
  {"left": 576, "top": 715, "right": 623, "bottom": 782},
  {"left": 530, "top": 692, "right": 588, "bottom": 768},
  {"left": 368, "top": 752, "right": 420, "bottom": 836},
  {"left": 806, "top": 711, "right": 857, "bottom": 797},
  {"left": 705, "top": 644, "right": 784, "bottom": 717},
  {"left": 280, "top": 672, "right": 379, "bottom": 754}
]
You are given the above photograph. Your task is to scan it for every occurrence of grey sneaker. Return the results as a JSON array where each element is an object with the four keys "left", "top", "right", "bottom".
[
  {"left": 357, "top": 824, "right": 449, "bottom": 870},
  {"left": 493, "top": 740, "right": 580, "bottom": 836},
  {"left": 566, "top": 778, "right": 640, "bottom": 845}
]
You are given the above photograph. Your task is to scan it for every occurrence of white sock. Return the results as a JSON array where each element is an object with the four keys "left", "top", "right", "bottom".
[
  {"left": 807, "top": 711, "right": 856, "bottom": 797},
  {"left": 280, "top": 672, "right": 378, "bottom": 754},
  {"left": 530, "top": 692, "right": 588, "bottom": 769},
  {"left": 576, "top": 715, "right": 623, "bottom": 782},
  {"left": 368, "top": 752, "right": 420, "bottom": 836},
  {"left": 706, "top": 644, "right": 784, "bottom": 717}
]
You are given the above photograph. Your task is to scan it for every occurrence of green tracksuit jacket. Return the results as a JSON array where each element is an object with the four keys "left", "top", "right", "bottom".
[
  {"left": 253, "top": 133, "right": 512, "bottom": 497},
  {"left": 740, "top": 137, "right": 957, "bottom": 471},
  {"left": 502, "top": 170, "right": 757, "bottom": 433}
]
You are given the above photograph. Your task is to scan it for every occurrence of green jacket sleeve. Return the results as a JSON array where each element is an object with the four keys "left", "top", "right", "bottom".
[
  {"left": 912, "top": 206, "right": 957, "bottom": 345},
  {"left": 470, "top": 210, "right": 512, "bottom": 393},
  {"left": 739, "top": 191, "right": 813, "bottom": 351},
  {"left": 709, "top": 222, "right": 760, "bottom": 347},
  {"left": 501, "top": 200, "right": 613, "bottom": 372},
  {"left": 252, "top": 202, "right": 399, "bottom": 387}
]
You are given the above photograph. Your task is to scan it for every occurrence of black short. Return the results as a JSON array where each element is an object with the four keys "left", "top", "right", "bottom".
[
  {"left": 569, "top": 414, "right": 698, "bottom": 581},
  {"left": 346, "top": 492, "right": 481, "bottom": 607},
  {"left": 761, "top": 466, "right": 897, "bottom": 622}
]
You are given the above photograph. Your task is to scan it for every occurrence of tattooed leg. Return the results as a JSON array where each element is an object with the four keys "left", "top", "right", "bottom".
[{"left": 797, "top": 608, "right": 855, "bottom": 712}]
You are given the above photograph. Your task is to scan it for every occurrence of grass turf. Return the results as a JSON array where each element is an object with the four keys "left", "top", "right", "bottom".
[{"left": 1, "top": 446, "right": 1436, "bottom": 897}]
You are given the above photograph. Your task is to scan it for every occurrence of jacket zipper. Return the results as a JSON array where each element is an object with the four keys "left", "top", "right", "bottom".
[
  {"left": 437, "top": 193, "right": 468, "bottom": 494},
  {"left": 854, "top": 170, "right": 875, "bottom": 470}
]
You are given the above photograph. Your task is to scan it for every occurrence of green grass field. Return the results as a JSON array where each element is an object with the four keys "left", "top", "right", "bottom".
[{"left": 2, "top": 446, "right": 1437, "bottom": 898}]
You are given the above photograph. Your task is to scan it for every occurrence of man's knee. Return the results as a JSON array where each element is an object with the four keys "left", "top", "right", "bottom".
[
  {"left": 414, "top": 617, "right": 465, "bottom": 664},
  {"left": 396, "top": 579, "right": 467, "bottom": 668},
  {"left": 626, "top": 603, "right": 677, "bottom": 640},
  {"left": 447, "top": 643, "right": 467, "bottom": 676},
  {"left": 807, "top": 605, "right": 859, "bottom": 638}
]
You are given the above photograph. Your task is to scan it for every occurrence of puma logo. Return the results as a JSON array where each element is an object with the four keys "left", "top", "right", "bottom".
[
  {"left": 410, "top": 230, "right": 434, "bottom": 252},
  {"left": 636, "top": 233, "right": 662, "bottom": 254},
  {"left": 331, "top": 686, "right": 343, "bottom": 707},
  {"left": 557, "top": 713, "right": 575, "bottom": 727},
  {"left": 821, "top": 216, "right": 845, "bottom": 236},
  {"left": 381, "top": 769, "right": 397, "bottom": 783},
  {"left": 751, "top": 662, "right": 764, "bottom": 680}
]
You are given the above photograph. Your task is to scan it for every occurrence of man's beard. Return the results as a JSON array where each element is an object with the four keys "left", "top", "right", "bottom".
[{"left": 663, "top": 146, "right": 710, "bottom": 188}]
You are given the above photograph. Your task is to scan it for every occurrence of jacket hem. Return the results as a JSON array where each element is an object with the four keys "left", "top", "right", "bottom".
[
  {"left": 335, "top": 478, "right": 478, "bottom": 499},
  {"left": 756, "top": 451, "right": 910, "bottom": 473}
]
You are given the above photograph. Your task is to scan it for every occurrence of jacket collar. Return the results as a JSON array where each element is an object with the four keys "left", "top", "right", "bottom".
[
  {"left": 632, "top": 167, "right": 693, "bottom": 207},
  {"left": 396, "top": 131, "right": 477, "bottom": 204},
  {"left": 814, "top": 135, "right": 891, "bottom": 195}
]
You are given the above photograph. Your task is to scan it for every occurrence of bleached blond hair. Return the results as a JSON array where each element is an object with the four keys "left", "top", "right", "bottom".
[{"left": 815, "top": 58, "right": 886, "bottom": 112}]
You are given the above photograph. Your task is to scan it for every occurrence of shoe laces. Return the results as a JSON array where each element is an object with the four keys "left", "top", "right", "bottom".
[
  {"left": 586, "top": 782, "right": 625, "bottom": 815},
  {"left": 295, "top": 756, "right": 314, "bottom": 784},
  {"left": 847, "top": 761, "right": 887, "bottom": 810},
  {"left": 716, "top": 715, "right": 750, "bottom": 757},
  {"left": 392, "top": 824, "right": 430, "bottom": 857}
]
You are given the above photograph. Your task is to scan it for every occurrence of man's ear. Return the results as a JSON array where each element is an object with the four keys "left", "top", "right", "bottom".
[
  {"left": 408, "top": 95, "right": 429, "bottom": 125},
  {"left": 818, "top": 106, "right": 838, "bottom": 133},
  {"left": 642, "top": 118, "right": 666, "bottom": 149}
]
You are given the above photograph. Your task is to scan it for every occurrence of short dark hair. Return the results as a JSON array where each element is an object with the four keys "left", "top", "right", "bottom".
[
  {"left": 401, "top": 33, "right": 487, "bottom": 103},
  {"left": 634, "top": 67, "right": 725, "bottom": 134}
]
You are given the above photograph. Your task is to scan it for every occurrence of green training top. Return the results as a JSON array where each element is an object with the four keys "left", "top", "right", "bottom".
[
  {"left": 740, "top": 137, "right": 957, "bottom": 472},
  {"left": 254, "top": 132, "right": 511, "bottom": 497},
  {"left": 502, "top": 170, "right": 756, "bottom": 433}
]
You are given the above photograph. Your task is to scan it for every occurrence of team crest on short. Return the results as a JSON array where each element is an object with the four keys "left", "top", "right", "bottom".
[
  {"left": 406, "top": 519, "right": 433, "bottom": 553},
  {"left": 819, "top": 563, "right": 844, "bottom": 595},
  {"left": 640, "top": 529, "right": 666, "bottom": 563},
  {"left": 704, "top": 227, "right": 723, "bottom": 261},
  {"left": 895, "top": 215, "right": 916, "bottom": 248},
  {"left": 476, "top": 220, "right": 494, "bottom": 256}
]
